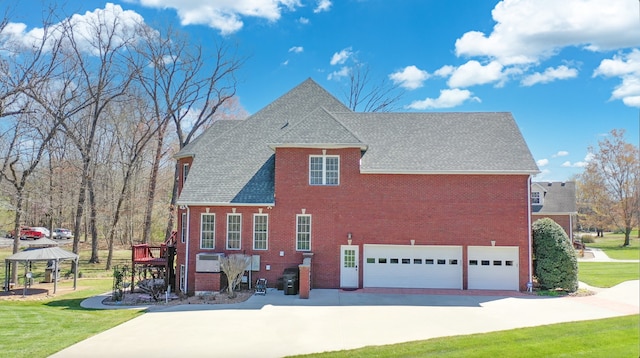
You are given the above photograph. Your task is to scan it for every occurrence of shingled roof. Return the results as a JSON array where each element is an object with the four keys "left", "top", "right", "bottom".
[
  {"left": 176, "top": 78, "right": 539, "bottom": 205},
  {"left": 532, "top": 181, "right": 577, "bottom": 214}
]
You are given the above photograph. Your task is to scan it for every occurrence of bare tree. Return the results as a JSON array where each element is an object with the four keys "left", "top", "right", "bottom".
[
  {"left": 343, "top": 63, "right": 404, "bottom": 112},
  {"left": 220, "top": 254, "right": 251, "bottom": 298},
  {"left": 57, "top": 6, "right": 143, "bottom": 259},
  {"left": 103, "top": 94, "right": 161, "bottom": 269},
  {"left": 133, "top": 25, "right": 243, "bottom": 243},
  {"left": 578, "top": 129, "right": 639, "bottom": 246},
  {"left": 0, "top": 10, "right": 67, "bottom": 283}
]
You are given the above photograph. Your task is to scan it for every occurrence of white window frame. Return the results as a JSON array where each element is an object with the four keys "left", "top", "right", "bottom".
[
  {"left": 253, "top": 214, "right": 268, "bottom": 250},
  {"left": 181, "top": 212, "right": 187, "bottom": 244},
  {"left": 309, "top": 155, "right": 339, "bottom": 186},
  {"left": 179, "top": 264, "right": 186, "bottom": 292},
  {"left": 182, "top": 163, "right": 189, "bottom": 185},
  {"left": 296, "top": 214, "right": 311, "bottom": 251},
  {"left": 200, "top": 213, "right": 215, "bottom": 249},
  {"left": 531, "top": 191, "right": 542, "bottom": 205},
  {"left": 226, "top": 213, "right": 242, "bottom": 250}
]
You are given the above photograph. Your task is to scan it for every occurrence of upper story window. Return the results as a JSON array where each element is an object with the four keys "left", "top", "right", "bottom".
[
  {"left": 296, "top": 214, "right": 311, "bottom": 251},
  {"left": 182, "top": 163, "right": 190, "bottom": 186},
  {"left": 531, "top": 191, "right": 542, "bottom": 205},
  {"left": 253, "top": 214, "right": 268, "bottom": 250},
  {"left": 226, "top": 213, "right": 242, "bottom": 250},
  {"left": 200, "top": 213, "right": 215, "bottom": 249},
  {"left": 309, "top": 155, "right": 339, "bottom": 185}
]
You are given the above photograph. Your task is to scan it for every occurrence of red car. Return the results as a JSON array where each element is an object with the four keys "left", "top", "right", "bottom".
[{"left": 19, "top": 227, "right": 50, "bottom": 240}]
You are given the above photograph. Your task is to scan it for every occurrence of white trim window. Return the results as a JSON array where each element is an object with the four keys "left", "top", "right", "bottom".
[
  {"left": 182, "top": 163, "right": 190, "bottom": 185},
  {"left": 179, "top": 264, "right": 186, "bottom": 292},
  {"left": 253, "top": 214, "right": 268, "bottom": 250},
  {"left": 227, "top": 213, "right": 242, "bottom": 250},
  {"left": 309, "top": 155, "right": 339, "bottom": 185},
  {"left": 200, "top": 213, "right": 215, "bottom": 249},
  {"left": 531, "top": 191, "right": 542, "bottom": 205},
  {"left": 181, "top": 212, "right": 187, "bottom": 244},
  {"left": 296, "top": 214, "right": 311, "bottom": 251}
]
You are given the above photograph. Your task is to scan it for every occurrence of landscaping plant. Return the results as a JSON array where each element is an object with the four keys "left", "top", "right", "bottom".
[{"left": 532, "top": 218, "right": 578, "bottom": 292}]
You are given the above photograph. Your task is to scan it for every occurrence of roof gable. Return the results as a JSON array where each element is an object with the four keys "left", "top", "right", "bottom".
[
  {"left": 270, "top": 107, "right": 364, "bottom": 149},
  {"left": 532, "top": 181, "right": 577, "bottom": 214}
]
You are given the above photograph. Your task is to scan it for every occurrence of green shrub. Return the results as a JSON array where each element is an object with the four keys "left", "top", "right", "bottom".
[
  {"left": 580, "top": 235, "right": 595, "bottom": 243},
  {"left": 533, "top": 218, "right": 578, "bottom": 292}
]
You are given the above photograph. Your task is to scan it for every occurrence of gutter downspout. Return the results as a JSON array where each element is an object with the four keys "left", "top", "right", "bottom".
[
  {"left": 527, "top": 176, "right": 533, "bottom": 292},
  {"left": 185, "top": 206, "right": 190, "bottom": 294}
]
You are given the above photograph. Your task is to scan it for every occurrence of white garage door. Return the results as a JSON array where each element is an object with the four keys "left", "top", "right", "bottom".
[
  {"left": 467, "top": 246, "right": 519, "bottom": 290},
  {"left": 363, "top": 244, "right": 462, "bottom": 289}
]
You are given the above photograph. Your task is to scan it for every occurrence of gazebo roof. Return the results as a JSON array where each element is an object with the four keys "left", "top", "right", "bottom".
[{"left": 5, "top": 247, "right": 78, "bottom": 262}]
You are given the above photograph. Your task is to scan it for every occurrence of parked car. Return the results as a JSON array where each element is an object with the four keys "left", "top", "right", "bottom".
[
  {"left": 52, "top": 228, "right": 74, "bottom": 239},
  {"left": 20, "top": 227, "right": 50, "bottom": 240}
]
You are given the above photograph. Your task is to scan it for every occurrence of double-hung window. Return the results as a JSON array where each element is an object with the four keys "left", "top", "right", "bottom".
[
  {"left": 182, "top": 163, "right": 189, "bottom": 184},
  {"left": 227, "top": 214, "right": 242, "bottom": 250},
  {"left": 200, "top": 213, "right": 215, "bottom": 249},
  {"left": 309, "top": 155, "right": 339, "bottom": 185},
  {"left": 531, "top": 192, "right": 541, "bottom": 204},
  {"left": 181, "top": 212, "right": 187, "bottom": 243},
  {"left": 296, "top": 214, "right": 311, "bottom": 251},
  {"left": 253, "top": 214, "right": 268, "bottom": 250}
]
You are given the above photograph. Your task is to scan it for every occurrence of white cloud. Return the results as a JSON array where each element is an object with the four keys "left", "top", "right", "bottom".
[
  {"left": 552, "top": 151, "right": 569, "bottom": 157},
  {"left": 137, "top": 0, "right": 303, "bottom": 34},
  {"left": 521, "top": 65, "right": 578, "bottom": 86},
  {"left": 455, "top": 0, "right": 640, "bottom": 65},
  {"left": 314, "top": 0, "right": 332, "bottom": 13},
  {"left": 536, "top": 159, "right": 549, "bottom": 167},
  {"left": 289, "top": 46, "right": 304, "bottom": 53},
  {"left": 447, "top": 60, "right": 504, "bottom": 88},
  {"left": 561, "top": 153, "right": 594, "bottom": 168},
  {"left": 0, "top": 3, "right": 145, "bottom": 54},
  {"left": 594, "top": 49, "right": 640, "bottom": 107},
  {"left": 434, "top": 65, "right": 455, "bottom": 77},
  {"left": 298, "top": 17, "right": 310, "bottom": 25},
  {"left": 330, "top": 47, "right": 352, "bottom": 66},
  {"left": 327, "top": 66, "right": 350, "bottom": 80},
  {"left": 407, "top": 88, "right": 481, "bottom": 110},
  {"left": 389, "top": 65, "right": 430, "bottom": 90}
]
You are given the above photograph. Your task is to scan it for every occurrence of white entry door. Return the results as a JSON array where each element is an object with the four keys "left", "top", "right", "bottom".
[{"left": 340, "top": 245, "right": 359, "bottom": 288}]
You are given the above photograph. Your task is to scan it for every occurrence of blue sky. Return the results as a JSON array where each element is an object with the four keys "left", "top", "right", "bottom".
[{"left": 4, "top": 0, "right": 640, "bottom": 181}]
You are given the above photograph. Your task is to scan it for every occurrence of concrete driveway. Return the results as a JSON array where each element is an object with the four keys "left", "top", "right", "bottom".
[{"left": 51, "top": 280, "right": 639, "bottom": 358}]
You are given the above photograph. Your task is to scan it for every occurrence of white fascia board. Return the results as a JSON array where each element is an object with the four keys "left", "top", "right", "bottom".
[
  {"left": 268, "top": 143, "right": 368, "bottom": 150},
  {"left": 176, "top": 202, "right": 275, "bottom": 207},
  {"left": 359, "top": 169, "right": 541, "bottom": 175}
]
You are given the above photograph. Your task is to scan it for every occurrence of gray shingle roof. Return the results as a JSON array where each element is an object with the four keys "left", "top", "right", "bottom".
[
  {"left": 532, "top": 182, "right": 577, "bottom": 214},
  {"left": 177, "top": 78, "right": 540, "bottom": 205}
]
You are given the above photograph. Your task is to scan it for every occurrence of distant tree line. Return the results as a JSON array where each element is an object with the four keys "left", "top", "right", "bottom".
[{"left": 0, "top": 4, "right": 244, "bottom": 274}]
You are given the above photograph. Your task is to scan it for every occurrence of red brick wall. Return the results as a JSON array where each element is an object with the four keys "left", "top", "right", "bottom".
[
  {"left": 532, "top": 214, "right": 572, "bottom": 238},
  {"left": 179, "top": 147, "right": 532, "bottom": 293}
]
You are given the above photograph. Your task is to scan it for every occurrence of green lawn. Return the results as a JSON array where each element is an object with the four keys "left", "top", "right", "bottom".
[
  {"left": 291, "top": 315, "right": 640, "bottom": 358},
  {"left": 0, "top": 279, "right": 142, "bottom": 358},
  {"left": 578, "top": 262, "right": 640, "bottom": 287},
  {"left": 583, "top": 233, "right": 640, "bottom": 260}
]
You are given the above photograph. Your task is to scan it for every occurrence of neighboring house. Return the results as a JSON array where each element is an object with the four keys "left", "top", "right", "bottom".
[
  {"left": 174, "top": 79, "right": 540, "bottom": 295},
  {"left": 531, "top": 181, "right": 577, "bottom": 239}
]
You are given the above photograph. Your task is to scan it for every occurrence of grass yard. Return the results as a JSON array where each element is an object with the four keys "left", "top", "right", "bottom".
[
  {"left": 583, "top": 233, "right": 640, "bottom": 260},
  {"left": 0, "top": 278, "right": 142, "bottom": 358},
  {"left": 292, "top": 315, "right": 640, "bottom": 358},
  {"left": 578, "top": 262, "right": 640, "bottom": 287},
  {"left": 0, "top": 243, "right": 132, "bottom": 285}
]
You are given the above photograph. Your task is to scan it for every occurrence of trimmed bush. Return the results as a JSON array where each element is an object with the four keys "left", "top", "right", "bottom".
[{"left": 532, "top": 218, "right": 578, "bottom": 292}]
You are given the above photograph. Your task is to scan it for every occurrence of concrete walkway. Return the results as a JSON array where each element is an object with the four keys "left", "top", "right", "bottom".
[
  {"left": 578, "top": 247, "right": 640, "bottom": 263},
  {"left": 53, "top": 279, "right": 639, "bottom": 358}
]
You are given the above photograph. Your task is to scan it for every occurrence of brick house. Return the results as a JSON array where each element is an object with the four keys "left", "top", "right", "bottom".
[
  {"left": 531, "top": 181, "right": 577, "bottom": 239},
  {"left": 174, "top": 79, "right": 540, "bottom": 295}
]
